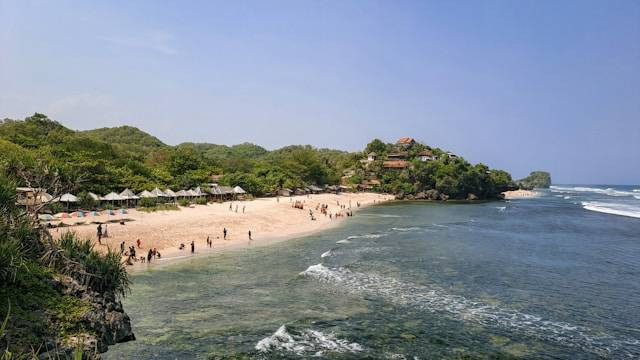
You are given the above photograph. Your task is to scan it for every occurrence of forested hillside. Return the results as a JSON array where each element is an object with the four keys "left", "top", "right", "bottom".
[{"left": 0, "top": 113, "right": 515, "bottom": 200}]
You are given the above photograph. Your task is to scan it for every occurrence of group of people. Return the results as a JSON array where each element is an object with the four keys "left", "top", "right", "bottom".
[
  {"left": 292, "top": 200, "right": 305, "bottom": 210},
  {"left": 228, "top": 203, "right": 246, "bottom": 213},
  {"left": 123, "top": 242, "right": 161, "bottom": 265}
]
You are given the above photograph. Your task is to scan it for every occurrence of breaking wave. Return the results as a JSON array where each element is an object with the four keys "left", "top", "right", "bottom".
[
  {"left": 582, "top": 201, "right": 640, "bottom": 219},
  {"left": 300, "top": 264, "right": 639, "bottom": 358},
  {"left": 550, "top": 186, "right": 636, "bottom": 197},
  {"left": 391, "top": 227, "right": 421, "bottom": 232},
  {"left": 255, "top": 324, "right": 363, "bottom": 356},
  {"left": 336, "top": 233, "right": 387, "bottom": 244}
]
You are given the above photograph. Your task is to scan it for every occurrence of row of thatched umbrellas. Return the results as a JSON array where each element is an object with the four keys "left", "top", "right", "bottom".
[{"left": 56, "top": 185, "right": 246, "bottom": 204}]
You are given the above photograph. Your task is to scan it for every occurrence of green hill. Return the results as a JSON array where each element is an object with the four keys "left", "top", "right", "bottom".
[
  {"left": 81, "top": 125, "right": 167, "bottom": 149},
  {"left": 0, "top": 113, "right": 515, "bottom": 200}
]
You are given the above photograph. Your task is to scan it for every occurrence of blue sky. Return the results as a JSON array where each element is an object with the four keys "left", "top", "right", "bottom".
[{"left": 1, "top": 0, "right": 638, "bottom": 184}]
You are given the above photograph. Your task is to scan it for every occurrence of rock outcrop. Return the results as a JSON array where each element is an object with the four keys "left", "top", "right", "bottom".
[{"left": 40, "top": 276, "right": 135, "bottom": 359}]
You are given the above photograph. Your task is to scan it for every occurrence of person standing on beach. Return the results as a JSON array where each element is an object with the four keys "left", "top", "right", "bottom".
[
  {"left": 120, "top": 241, "right": 125, "bottom": 255},
  {"left": 136, "top": 238, "right": 141, "bottom": 248},
  {"left": 191, "top": 240, "right": 195, "bottom": 254},
  {"left": 229, "top": 202, "right": 232, "bottom": 211},
  {"left": 223, "top": 227, "right": 227, "bottom": 240},
  {"left": 97, "top": 224, "right": 102, "bottom": 244},
  {"left": 248, "top": 230, "right": 252, "bottom": 241},
  {"left": 242, "top": 205, "right": 245, "bottom": 214},
  {"left": 206, "top": 236, "right": 210, "bottom": 247},
  {"left": 147, "top": 249, "right": 153, "bottom": 263},
  {"left": 235, "top": 204, "right": 238, "bottom": 213}
]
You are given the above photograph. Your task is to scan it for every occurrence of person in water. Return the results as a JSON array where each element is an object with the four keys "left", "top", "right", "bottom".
[{"left": 147, "top": 249, "right": 153, "bottom": 263}]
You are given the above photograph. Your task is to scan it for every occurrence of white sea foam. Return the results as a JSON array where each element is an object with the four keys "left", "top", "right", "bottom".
[
  {"left": 633, "top": 189, "right": 640, "bottom": 193},
  {"left": 255, "top": 324, "right": 363, "bottom": 356},
  {"left": 321, "top": 250, "right": 332, "bottom": 258},
  {"left": 496, "top": 206, "right": 506, "bottom": 212},
  {"left": 391, "top": 227, "right": 421, "bottom": 232},
  {"left": 564, "top": 196, "right": 571, "bottom": 199},
  {"left": 581, "top": 202, "right": 640, "bottom": 219},
  {"left": 550, "top": 186, "right": 635, "bottom": 197},
  {"left": 337, "top": 233, "right": 387, "bottom": 243},
  {"left": 300, "top": 264, "right": 638, "bottom": 357}
]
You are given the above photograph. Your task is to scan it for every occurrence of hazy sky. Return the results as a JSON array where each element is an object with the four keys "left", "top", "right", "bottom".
[{"left": 1, "top": 0, "right": 639, "bottom": 184}]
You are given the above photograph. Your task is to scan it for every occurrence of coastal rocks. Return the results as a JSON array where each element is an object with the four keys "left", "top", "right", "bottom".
[
  {"left": 48, "top": 276, "right": 135, "bottom": 358},
  {"left": 413, "top": 189, "right": 448, "bottom": 201}
]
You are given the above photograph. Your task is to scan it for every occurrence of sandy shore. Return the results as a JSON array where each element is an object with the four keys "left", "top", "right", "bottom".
[
  {"left": 502, "top": 189, "right": 540, "bottom": 199},
  {"left": 51, "top": 192, "right": 393, "bottom": 270}
]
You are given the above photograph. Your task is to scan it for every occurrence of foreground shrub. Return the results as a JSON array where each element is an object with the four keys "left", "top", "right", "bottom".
[{"left": 44, "top": 232, "right": 130, "bottom": 297}]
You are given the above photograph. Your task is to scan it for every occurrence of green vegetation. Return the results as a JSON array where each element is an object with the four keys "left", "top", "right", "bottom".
[
  {"left": 0, "top": 113, "right": 515, "bottom": 200},
  {"left": 138, "top": 203, "right": 180, "bottom": 213},
  {"left": 356, "top": 139, "right": 515, "bottom": 199},
  {"left": 0, "top": 172, "right": 130, "bottom": 356},
  {"left": 516, "top": 171, "right": 551, "bottom": 189}
]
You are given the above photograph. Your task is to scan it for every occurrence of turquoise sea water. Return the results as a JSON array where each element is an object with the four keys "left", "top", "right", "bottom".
[{"left": 105, "top": 186, "right": 640, "bottom": 359}]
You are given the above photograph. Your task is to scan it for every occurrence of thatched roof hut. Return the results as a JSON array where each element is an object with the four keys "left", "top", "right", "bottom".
[
  {"left": 138, "top": 190, "right": 156, "bottom": 198},
  {"left": 233, "top": 186, "right": 246, "bottom": 194},
  {"left": 102, "top": 192, "right": 124, "bottom": 201},
  {"left": 175, "top": 190, "right": 190, "bottom": 197},
  {"left": 119, "top": 188, "right": 139, "bottom": 200},
  {"left": 164, "top": 189, "right": 177, "bottom": 198},
  {"left": 151, "top": 188, "right": 167, "bottom": 197}
]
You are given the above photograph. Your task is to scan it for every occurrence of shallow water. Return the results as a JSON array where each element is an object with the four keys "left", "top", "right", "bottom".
[{"left": 105, "top": 188, "right": 640, "bottom": 359}]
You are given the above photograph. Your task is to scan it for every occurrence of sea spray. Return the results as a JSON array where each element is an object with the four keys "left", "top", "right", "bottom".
[{"left": 255, "top": 325, "right": 363, "bottom": 355}]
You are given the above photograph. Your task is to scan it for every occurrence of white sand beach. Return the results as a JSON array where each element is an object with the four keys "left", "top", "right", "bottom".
[
  {"left": 51, "top": 192, "right": 393, "bottom": 269},
  {"left": 502, "top": 189, "right": 540, "bottom": 199}
]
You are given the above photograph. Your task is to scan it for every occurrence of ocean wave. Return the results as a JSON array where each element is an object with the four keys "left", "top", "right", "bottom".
[
  {"left": 633, "top": 189, "right": 640, "bottom": 193},
  {"left": 256, "top": 324, "right": 363, "bottom": 356},
  {"left": 550, "top": 186, "right": 636, "bottom": 197},
  {"left": 581, "top": 202, "right": 640, "bottom": 219},
  {"left": 391, "top": 227, "right": 421, "bottom": 232},
  {"left": 300, "top": 264, "right": 638, "bottom": 358},
  {"left": 321, "top": 250, "right": 332, "bottom": 258},
  {"left": 337, "top": 233, "right": 388, "bottom": 243}
]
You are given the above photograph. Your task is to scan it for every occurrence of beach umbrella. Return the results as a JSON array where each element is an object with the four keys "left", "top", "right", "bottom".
[{"left": 58, "top": 193, "right": 78, "bottom": 210}]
